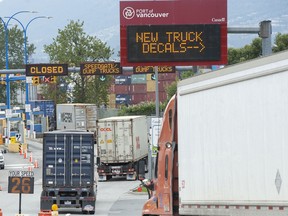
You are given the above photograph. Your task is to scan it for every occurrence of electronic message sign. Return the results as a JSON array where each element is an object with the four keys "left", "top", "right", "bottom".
[
  {"left": 120, "top": 0, "right": 227, "bottom": 66},
  {"left": 128, "top": 25, "right": 220, "bottom": 63},
  {"left": 26, "top": 64, "right": 68, "bottom": 76},
  {"left": 80, "top": 62, "right": 122, "bottom": 75},
  {"left": 134, "top": 66, "right": 175, "bottom": 74},
  {"left": 8, "top": 171, "right": 34, "bottom": 194}
]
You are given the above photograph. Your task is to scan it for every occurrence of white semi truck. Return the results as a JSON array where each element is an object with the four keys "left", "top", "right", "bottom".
[{"left": 96, "top": 115, "right": 148, "bottom": 181}]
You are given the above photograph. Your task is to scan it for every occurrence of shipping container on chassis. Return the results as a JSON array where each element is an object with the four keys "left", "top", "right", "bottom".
[
  {"left": 97, "top": 115, "right": 148, "bottom": 181},
  {"left": 40, "top": 130, "right": 96, "bottom": 214}
]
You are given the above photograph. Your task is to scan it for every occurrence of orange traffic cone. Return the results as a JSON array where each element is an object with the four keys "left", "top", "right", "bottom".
[
  {"left": 0, "top": 185, "right": 2, "bottom": 191},
  {"left": 28, "top": 166, "right": 33, "bottom": 171},
  {"left": 34, "top": 159, "right": 39, "bottom": 168},
  {"left": 29, "top": 152, "right": 33, "bottom": 163},
  {"left": 20, "top": 145, "right": 23, "bottom": 155},
  {"left": 24, "top": 150, "right": 27, "bottom": 159}
]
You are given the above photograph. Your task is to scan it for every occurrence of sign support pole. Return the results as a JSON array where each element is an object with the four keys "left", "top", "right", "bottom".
[
  {"left": 155, "top": 66, "right": 159, "bottom": 118},
  {"left": 19, "top": 191, "right": 22, "bottom": 214}
]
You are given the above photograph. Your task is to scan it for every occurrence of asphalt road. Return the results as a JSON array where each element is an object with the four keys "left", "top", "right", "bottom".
[{"left": 0, "top": 139, "right": 148, "bottom": 216}]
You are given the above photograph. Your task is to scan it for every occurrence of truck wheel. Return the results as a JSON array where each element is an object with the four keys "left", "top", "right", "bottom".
[
  {"left": 138, "top": 160, "right": 146, "bottom": 180},
  {"left": 82, "top": 210, "right": 95, "bottom": 214}
]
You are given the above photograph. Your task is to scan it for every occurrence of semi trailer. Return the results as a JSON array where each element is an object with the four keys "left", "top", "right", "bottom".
[
  {"left": 96, "top": 115, "right": 148, "bottom": 181},
  {"left": 40, "top": 130, "right": 97, "bottom": 214}
]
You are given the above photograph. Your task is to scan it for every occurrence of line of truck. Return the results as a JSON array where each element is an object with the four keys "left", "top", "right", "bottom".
[
  {"left": 40, "top": 50, "right": 288, "bottom": 214},
  {"left": 40, "top": 114, "right": 149, "bottom": 213}
]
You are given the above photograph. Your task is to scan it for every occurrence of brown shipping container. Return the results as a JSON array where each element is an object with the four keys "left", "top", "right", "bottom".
[
  {"left": 147, "top": 80, "right": 156, "bottom": 92},
  {"left": 158, "top": 73, "right": 177, "bottom": 81},
  {"left": 147, "top": 91, "right": 167, "bottom": 103},
  {"left": 131, "top": 84, "right": 147, "bottom": 94},
  {"left": 114, "top": 85, "right": 131, "bottom": 94},
  {"left": 158, "top": 81, "right": 174, "bottom": 92},
  {"left": 131, "top": 93, "right": 147, "bottom": 104}
]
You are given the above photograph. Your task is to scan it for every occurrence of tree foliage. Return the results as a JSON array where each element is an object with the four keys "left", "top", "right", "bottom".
[
  {"left": 42, "top": 20, "right": 114, "bottom": 105},
  {"left": 0, "top": 23, "right": 35, "bottom": 104},
  {"left": 228, "top": 33, "right": 288, "bottom": 65},
  {"left": 273, "top": 33, "right": 288, "bottom": 52},
  {"left": 118, "top": 101, "right": 167, "bottom": 116}
]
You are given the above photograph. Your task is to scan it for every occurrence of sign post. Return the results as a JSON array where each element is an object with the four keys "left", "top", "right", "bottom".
[{"left": 8, "top": 170, "right": 34, "bottom": 214}]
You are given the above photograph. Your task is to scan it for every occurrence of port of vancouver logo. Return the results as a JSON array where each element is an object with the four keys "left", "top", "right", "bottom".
[
  {"left": 123, "top": 7, "right": 169, "bottom": 20},
  {"left": 123, "top": 7, "right": 135, "bottom": 19}
]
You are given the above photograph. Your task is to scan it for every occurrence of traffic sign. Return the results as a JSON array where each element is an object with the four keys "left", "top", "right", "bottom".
[
  {"left": 120, "top": 0, "right": 227, "bottom": 66},
  {"left": 99, "top": 75, "right": 106, "bottom": 81},
  {"left": 80, "top": 62, "right": 122, "bottom": 75}
]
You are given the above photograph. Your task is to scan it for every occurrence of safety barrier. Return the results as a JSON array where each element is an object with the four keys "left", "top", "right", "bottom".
[
  {"left": 29, "top": 152, "right": 33, "bottom": 163},
  {"left": 34, "top": 159, "right": 39, "bottom": 168},
  {"left": 38, "top": 210, "right": 52, "bottom": 215}
]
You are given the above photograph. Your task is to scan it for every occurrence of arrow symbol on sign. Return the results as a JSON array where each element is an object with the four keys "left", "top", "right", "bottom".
[
  {"left": 199, "top": 42, "right": 205, "bottom": 52},
  {"left": 99, "top": 75, "right": 106, "bottom": 81}
]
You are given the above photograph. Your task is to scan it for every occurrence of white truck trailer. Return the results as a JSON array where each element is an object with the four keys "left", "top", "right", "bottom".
[
  {"left": 56, "top": 104, "right": 97, "bottom": 132},
  {"left": 142, "top": 50, "right": 288, "bottom": 216},
  {"left": 96, "top": 115, "right": 148, "bottom": 181}
]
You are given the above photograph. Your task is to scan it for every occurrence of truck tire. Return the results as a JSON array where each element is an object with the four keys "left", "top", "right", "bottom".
[
  {"left": 138, "top": 160, "right": 146, "bottom": 180},
  {"left": 82, "top": 210, "right": 95, "bottom": 214}
]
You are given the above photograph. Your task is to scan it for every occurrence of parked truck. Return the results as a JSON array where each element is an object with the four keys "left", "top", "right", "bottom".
[
  {"left": 142, "top": 50, "right": 288, "bottom": 216},
  {"left": 96, "top": 115, "right": 148, "bottom": 181},
  {"left": 40, "top": 130, "right": 97, "bottom": 214}
]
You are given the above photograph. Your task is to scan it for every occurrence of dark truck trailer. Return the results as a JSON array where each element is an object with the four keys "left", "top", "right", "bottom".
[{"left": 40, "top": 130, "right": 96, "bottom": 214}]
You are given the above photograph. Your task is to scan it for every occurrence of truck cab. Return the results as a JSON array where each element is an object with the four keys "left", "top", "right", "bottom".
[{"left": 142, "top": 95, "right": 179, "bottom": 216}]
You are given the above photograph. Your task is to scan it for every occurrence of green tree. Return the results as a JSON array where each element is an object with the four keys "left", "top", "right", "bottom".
[
  {"left": 228, "top": 33, "right": 288, "bottom": 65},
  {"left": 273, "top": 33, "right": 288, "bottom": 52},
  {"left": 228, "top": 38, "right": 262, "bottom": 65},
  {"left": 0, "top": 23, "right": 36, "bottom": 104},
  {"left": 42, "top": 20, "right": 114, "bottom": 105}
]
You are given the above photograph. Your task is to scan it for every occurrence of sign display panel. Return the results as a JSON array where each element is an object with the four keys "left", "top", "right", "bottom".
[
  {"left": 26, "top": 64, "right": 68, "bottom": 76},
  {"left": 127, "top": 25, "right": 221, "bottom": 62},
  {"left": 134, "top": 66, "right": 175, "bottom": 74},
  {"left": 120, "top": 0, "right": 227, "bottom": 66},
  {"left": 8, "top": 176, "right": 34, "bottom": 194},
  {"left": 80, "top": 62, "right": 122, "bottom": 75}
]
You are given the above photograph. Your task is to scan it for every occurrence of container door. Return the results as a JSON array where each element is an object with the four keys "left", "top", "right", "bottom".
[
  {"left": 75, "top": 106, "right": 86, "bottom": 130},
  {"left": 43, "top": 134, "right": 67, "bottom": 187},
  {"left": 86, "top": 105, "right": 97, "bottom": 132},
  {"left": 43, "top": 133, "right": 94, "bottom": 187},
  {"left": 114, "top": 120, "right": 133, "bottom": 162},
  {"left": 98, "top": 121, "right": 115, "bottom": 163},
  {"left": 69, "top": 134, "right": 94, "bottom": 186}
]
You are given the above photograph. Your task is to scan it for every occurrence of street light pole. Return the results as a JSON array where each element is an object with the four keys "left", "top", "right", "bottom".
[
  {"left": 0, "top": 11, "right": 34, "bottom": 144},
  {"left": 7, "top": 16, "right": 52, "bottom": 102},
  {"left": 0, "top": 11, "right": 34, "bottom": 109}
]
